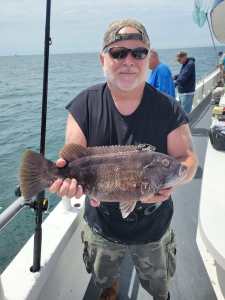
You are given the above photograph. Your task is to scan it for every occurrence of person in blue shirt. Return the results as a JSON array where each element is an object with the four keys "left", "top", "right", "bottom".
[
  {"left": 147, "top": 49, "right": 175, "bottom": 97},
  {"left": 218, "top": 51, "right": 225, "bottom": 84}
]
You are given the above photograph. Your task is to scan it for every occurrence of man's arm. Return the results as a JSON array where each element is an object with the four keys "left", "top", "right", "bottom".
[
  {"left": 65, "top": 113, "right": 87, "bottom": 145},
  {"left": 167, "top": 123, "right": 198, "bottom": 184}
]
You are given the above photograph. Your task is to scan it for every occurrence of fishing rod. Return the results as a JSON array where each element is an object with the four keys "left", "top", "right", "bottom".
[{"left": 30, "top": 0, "right": 52, "bottom": 272}]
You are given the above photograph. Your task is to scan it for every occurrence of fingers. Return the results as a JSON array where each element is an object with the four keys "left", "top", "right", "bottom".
[
  {"left": 75, "top": 184, "right": 84, "bottom": 199},
  {"left": 157, "top": 187, "right": 173, "bottom": 198},
  {"left": 55, "top": 158, "right": 67, "bottom": 168},
  {"left": 90, "top": 198, "right": 101, "bottom": 207},
  {"left": 49, "top": 177, "right": 84, "bottom": 199},
  {"left": 49, "top": 178, "right": 63, "bottom": 194},
  {"left": 49, "top": 157, "right": 84, "bottom": 198},
  {"left": 140, "top": 188, "right": 173, "bottom": 204},
  {"left": 140, "top": 194, "right": 167, "bottom": 203}
]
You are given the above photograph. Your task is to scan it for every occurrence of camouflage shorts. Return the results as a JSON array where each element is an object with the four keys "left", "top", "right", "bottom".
[{"left": 81, "top": 222, "right": 176, "bottom": 299}]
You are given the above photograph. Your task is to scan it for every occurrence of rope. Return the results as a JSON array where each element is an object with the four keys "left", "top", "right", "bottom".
[{"left": 206, "top": 13, "right": 219, "bottom": 66}]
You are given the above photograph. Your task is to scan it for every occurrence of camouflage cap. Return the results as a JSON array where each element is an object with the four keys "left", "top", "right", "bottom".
[{"left": 102, "top": 19, "right": 150, "bottom": 50}]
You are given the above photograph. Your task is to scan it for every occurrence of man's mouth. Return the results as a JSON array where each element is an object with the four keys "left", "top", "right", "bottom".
[{"left": 119, "top": 72, "right": 136, "bottom": 75}]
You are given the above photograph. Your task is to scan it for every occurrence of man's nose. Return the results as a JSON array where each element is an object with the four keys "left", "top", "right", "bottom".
[{"left": 122, "top": 52, "right": 135, "bottom": 65}]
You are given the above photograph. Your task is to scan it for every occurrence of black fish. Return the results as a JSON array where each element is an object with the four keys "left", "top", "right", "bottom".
[{"left": 20, "top": 143, "right": 187, "bottom": 218}]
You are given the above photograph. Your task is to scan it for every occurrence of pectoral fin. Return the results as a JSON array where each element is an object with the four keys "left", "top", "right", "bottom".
[{"left": 119, "top": 201, "right": 137, "bottom": 219}]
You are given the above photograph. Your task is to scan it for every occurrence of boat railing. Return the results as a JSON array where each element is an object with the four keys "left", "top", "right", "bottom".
[
  {"left": 0, "top": 197, "right": 26, "bottom": 232},
  {"left": 0, "top": 195, "right": 86, "bottom": 300},
  {"left": 192, "top": 67, "right": 221, "bottom": 109}
]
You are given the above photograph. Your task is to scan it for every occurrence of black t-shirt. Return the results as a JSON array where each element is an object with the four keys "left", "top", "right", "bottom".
[{"left": 66, "top": 82, "right": 188, "bottom": 244}]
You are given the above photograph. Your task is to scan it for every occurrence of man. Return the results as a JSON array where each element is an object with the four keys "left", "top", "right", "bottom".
[
  {"left": 218, "top": 51, "right": 225, "bottom": 84},
  {"left": 174, "top": 51, "right": 196, "bottom": 114},
  {"left": 147, "top": 49, "right": 175, "bottom": 97},
  {"left": 49, "top": 19, "right": 198, "bottom": 300}
]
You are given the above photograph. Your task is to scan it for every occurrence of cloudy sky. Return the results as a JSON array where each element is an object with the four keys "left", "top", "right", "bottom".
[{"left": 0, "top": 0, "right": 221, "bottom": 56}]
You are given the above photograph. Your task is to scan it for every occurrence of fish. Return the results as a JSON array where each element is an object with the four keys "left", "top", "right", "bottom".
[{"left": 19, "top": 143, "right": 187, "bottom": 218}]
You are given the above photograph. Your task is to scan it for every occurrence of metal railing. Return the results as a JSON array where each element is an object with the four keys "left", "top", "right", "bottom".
[
  {"left": 193, "top": 68, "right": 221, "bottom": 109},
  {"left": 0, "top": 197, "right": 26, "bottom": 232}
]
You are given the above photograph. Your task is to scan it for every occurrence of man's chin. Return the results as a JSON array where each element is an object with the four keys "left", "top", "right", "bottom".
[{"left": 116, "top": 81, "right": 141, "bottom": 92}]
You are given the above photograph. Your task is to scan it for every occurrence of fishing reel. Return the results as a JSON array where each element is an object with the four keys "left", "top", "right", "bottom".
[{"left": 14, "top": 185, "right": 48, "bottom": 212}]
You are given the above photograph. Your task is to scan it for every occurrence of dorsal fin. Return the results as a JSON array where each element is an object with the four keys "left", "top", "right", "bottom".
[
  {"left": 59, "top": 143, "right": 90, "bottom": 162},
  {"left": 59, "top": 143, "right": 156, "bottom": 162},
  {"left": 87, "top": 144, "right": 155, "bottom": 155}
]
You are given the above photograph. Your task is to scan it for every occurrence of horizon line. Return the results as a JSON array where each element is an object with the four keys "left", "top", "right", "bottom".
[{"left": 1, "top": 45, "right": 224, "bottom": 57}]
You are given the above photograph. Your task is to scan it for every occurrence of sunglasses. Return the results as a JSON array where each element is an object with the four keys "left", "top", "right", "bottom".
[{"left": 104, "top": 47, "right": 149, "bottom": 60}]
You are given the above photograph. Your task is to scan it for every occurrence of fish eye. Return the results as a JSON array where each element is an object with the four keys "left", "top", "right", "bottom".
[{"left": 161, "top": 158, "right": 170, "bottom": 167}]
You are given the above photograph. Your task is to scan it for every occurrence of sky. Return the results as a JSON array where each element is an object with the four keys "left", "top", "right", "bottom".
[{"left": 0, "top": 0, "right": 223, "bottom": 56}]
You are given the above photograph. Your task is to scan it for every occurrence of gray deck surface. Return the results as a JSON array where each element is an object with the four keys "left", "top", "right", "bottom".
[{"left": 83, "top": 102, "right": 217, "bottom": 300}]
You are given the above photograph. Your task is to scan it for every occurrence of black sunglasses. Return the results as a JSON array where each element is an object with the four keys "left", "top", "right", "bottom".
[{"left": 104, "top": 47, "right": 149, "bottom": 60}]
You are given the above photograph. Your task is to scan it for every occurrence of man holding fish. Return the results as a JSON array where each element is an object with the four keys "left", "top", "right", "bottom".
[{"left": 39, "top": 19, "right": 198, "bottom": 300}]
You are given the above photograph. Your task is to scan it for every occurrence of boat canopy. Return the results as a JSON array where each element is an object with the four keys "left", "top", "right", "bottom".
[
  {"left": 193, "top": 0, "right": 209, "bottom": 27},
  {"left": 210, "top": 0, "right": 225, "bottom": 42}
]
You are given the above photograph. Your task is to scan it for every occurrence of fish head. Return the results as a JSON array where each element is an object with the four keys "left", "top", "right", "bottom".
[{"left": 142, "top": 153, "right": 187, "bottom": 192}]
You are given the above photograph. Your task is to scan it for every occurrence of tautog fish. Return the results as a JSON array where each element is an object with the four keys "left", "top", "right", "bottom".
[{"left": 20, "top": 143, "right": 187, "bottom": 218}]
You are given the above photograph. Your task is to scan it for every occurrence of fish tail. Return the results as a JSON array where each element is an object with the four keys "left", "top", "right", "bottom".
[{"left": 20, "top": 150, "right": 57, "bottom": 200}]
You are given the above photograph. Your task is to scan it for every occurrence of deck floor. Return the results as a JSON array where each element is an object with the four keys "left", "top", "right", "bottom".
[{"left": 83, "top": 102, "right": 218, "bottom": 300}]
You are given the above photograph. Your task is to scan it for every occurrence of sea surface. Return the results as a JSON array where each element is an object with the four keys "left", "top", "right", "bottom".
[{"left": 0, "top": 46, "right": 224, "bottom": 273}]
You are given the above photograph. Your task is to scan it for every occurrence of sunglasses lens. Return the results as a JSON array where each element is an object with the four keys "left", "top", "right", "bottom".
[
  {"left": 109, "top": 48, "right": 128, "bottom": 59},
  {"left": 132, "top": 47, "right": 149, "bottom": 59},
  {"left": 107, "top": 47, "right": 149, "bottom": 60}
]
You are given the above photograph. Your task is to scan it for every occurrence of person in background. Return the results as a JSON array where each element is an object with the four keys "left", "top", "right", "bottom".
[
  {"left": 174, "top": 51, "right": 196, "bottom": 114},
  {"left": 49, "top": 19, "right": 198, "bottom": 300},
  {"left": 218, "top": 51, "right": 225, "bottom": 84},
  {"left": 147, "top": 49, "right": 175, "bottom": 97}
]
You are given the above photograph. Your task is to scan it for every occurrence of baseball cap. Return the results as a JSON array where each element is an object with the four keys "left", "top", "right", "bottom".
[{"left": 102, "top": 19, "right": 150, "bottom": 50}]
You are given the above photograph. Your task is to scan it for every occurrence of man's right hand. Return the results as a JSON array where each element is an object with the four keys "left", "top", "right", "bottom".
[
  {"left": 48, "top": 158, "right": 84, "bottom": 198},
  {"left": 49, "top": 158, "right": 101, "bottom": 207}
]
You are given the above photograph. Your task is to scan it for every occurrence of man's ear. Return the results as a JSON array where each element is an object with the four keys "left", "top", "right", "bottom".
[{"left": 99, "top": 53, "right": 104, "bottom": 66}]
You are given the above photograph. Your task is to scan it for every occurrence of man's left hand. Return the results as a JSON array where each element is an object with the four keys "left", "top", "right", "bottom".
[{"left": 140, "top": 187, "right": 173, "bottom": 203}]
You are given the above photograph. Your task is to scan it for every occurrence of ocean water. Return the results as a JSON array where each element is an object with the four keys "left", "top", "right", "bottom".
[{"left": 0, "top": 46, "right": 224, "bottom": 272}]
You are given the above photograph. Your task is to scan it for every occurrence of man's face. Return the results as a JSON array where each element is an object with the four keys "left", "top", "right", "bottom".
[
  {"left": 100, "top": 27, "right": 150, "bottom": 92},
  {"left": 149, "top": 53, "right": 158, "bottom": 70},
  {"left": 177, "top": 55, "right": 187, "bottom": 65}
]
